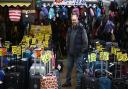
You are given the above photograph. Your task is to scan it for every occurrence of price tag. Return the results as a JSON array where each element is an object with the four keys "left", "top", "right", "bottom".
[
  {"left": 111, "top": 47, "right": 114, "bottom": 54},
  {"left": 100, "top": 52, "right": 104, "bottom": 60},
  {"left": 26, "top": 37, "right": 31, "bottom": 46},
  {"left": 104, "top": 52, "right": 109, "bottom": 61},
  {"left": 32, "top": 38, "right": 37, "bottom": 44},
  {"left": 91, "top": 53, "right": 96, "bottom": 62},
  {"left": 12, "top": 46, "right": 17, "bottom": 55},
  {"left": 123, "top": 53, "right": 127, "bottom": 62},
  {"left": 116, "top": 52, "right": 122, "bottom": 61},
  {"left": 0, "top": 48, "right": 2, "bottom": 56},
  {"left": 17, "top": 46, "right": 21, "bottom": 56}
]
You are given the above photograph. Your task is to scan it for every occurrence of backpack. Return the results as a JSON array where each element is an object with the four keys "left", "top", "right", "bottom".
[
  {"left": 60, "top": 6, "right": 68, "bottom": 21},
  {"left": 109, "top": 1, "right": 118, "bottom": 11},
  {"left": 72, "top": 7, "right": 80, "bottom": 17},
  {"left": 48, "top": 7, "right": 55, "bottom": 19},
  {"left": 101, "top": 7, "right": 105, "bottom": 14},
  {"left": 96, "top": 7, "right": 101, "bottom": 18},
  {"left": 40, "top": 7, "right": 49, "bottom": 17},
  {"left": 104, "top": 20, "right": 114, "bottom": 33},
  {"left": 90, "top": 8, "right": 95, "bottom": 17}
]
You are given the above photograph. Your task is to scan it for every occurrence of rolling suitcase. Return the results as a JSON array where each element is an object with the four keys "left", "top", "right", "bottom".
[
  {"left": 81, "top": 74, "right": 99, "bottom": 89},
  {"left": 4, "top": 72, "right": 23, "bottom": 89},
  {"left": 99, "top": 76, "right": 111, "bottom": 89},
  {"left": 29, "top": 59, "right": 44, "bottom": 89},
  {"left": 29, "top": 51, "right": 46, "bottom": 89}
]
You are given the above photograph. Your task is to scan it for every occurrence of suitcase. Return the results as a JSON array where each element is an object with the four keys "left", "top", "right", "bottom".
[
  {"left": 3, "top": 72, "right": 23, "bottom": 89},
  {"left": 81, "top": 74, "right": 99, "bottom": 89},
  {"left": 98, "top": 76, "right": 112, "bottom": 89},
  {"left": 29, "top": 57, "right": 45, "bottom": 89},
  {"left": 29, "top": 74, "right": 41, "bottom": 89},
  {"left": 51, "top": 69, "right": 61, "bottom": 89},
  {"left": 40, "top": 74, "right": 58, "bottom": 89}
]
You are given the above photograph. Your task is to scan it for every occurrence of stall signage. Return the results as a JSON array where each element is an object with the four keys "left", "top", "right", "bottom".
[{"left": 54, "top": 0, "right": 87, "bottom": 5}]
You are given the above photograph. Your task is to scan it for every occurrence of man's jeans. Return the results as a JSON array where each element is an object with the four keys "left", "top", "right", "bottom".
[{"left": 65, "top": 54, "right": 87, "bottom": 89}]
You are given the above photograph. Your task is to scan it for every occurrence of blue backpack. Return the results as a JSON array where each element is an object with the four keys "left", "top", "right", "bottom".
[
  {"left": 40, "top": 7, "right": 49, "bottom": 17},
  {"left": 60, "top": 6, "right": 68, "bottom": 21},
  {"left": 96, "top": 7, "right": 101, "bottom": 18},
  {"left": 48, "top": 7, "right": 55, "bottom": 19}
]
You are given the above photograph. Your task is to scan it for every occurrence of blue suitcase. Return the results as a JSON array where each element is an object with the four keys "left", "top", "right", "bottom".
[{"left": 99, "top": 76, "right": 111, "bottom": 89}]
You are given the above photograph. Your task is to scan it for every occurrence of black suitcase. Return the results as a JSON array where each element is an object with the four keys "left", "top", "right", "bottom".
[
  {"left": 29, "top": 74, "right": 41, "bottom": 89},
  {"left": 81, "top": 74, "right": 99, "bottom": 89},
  {"left": 3, "top": 72, "right": 23, "bottom": 89}
]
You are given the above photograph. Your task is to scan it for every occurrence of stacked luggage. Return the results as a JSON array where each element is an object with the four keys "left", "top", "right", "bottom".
[
  {"left": 81, "top": 40, "right": 128, "bottom": 89},
  {"left": 0, "top": 24, "right": 61, "bottom": 89}
]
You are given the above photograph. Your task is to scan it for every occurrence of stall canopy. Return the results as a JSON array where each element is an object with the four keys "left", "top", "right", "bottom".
[{"left": 0, "top": 0, "right": 32, "bottom": 7}]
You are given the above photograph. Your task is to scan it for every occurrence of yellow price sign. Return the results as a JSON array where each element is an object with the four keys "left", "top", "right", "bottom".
[
  {"left": 100, "top": 52, "right": 104, "bottom": 60},
  {"left": 122, "top": 53, "right": 127, "bottom": 62},
  {"left": 116, "top": 52, "right": 122, "bottom": 61},
  {"left": 17, "top": 46, "right": 22, "bottom": 56},
  {"left": 0, "top": 48, "right": 2, "bottom": 56},
  {"left": 113, "top": 48, "right": 117, "bottom": 55},
  {"left": 111, "top": 47, "right": 115, "bottom": 54},
  {"left": 32, "top": 38, "right": 37, "bottom": 44},
  {"left": 88, "top": 54, "right": 91, "bottom": 62},
  {"left": 91, "top": 53, "right": 96, "bottom": 62},
  {"left": 25, "top": 37, "right": 31, "bottom": 46},
  {"left": 12, "top": 46, "right": 17, "bottom": 55},
  {"left": 104, "top": 52, "right": 109, "bottom": 61}
]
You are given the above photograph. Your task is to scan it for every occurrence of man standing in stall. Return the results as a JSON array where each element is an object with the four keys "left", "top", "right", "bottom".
[{"left": 62, "top": 13, "right": 88, "bottom": 89}]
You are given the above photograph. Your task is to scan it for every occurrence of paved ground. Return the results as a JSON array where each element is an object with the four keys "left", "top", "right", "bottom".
[{"left": 60, "top": 60, "right": 76, "bottom": 89}]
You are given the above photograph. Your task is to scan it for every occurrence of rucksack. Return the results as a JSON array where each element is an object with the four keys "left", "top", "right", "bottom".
[
  {"left": 104, "top": 20, "right": 114, "bottom": 33},
  {"left": 109, "top": 1, "right": 118, "bottom": 11},
  {"left": 40, "top": 7, "right": 49, "bottom": 17},
  {"left": 96, "top": 7, "right": 101, "bottom": 18},
  {"left": 72, "top": 7, "right": 80, "bottom": 17},
  {"left": 48, "top": 7, "right": 55, "bottom": 19},
  {"left": 90, "top": 8, "right": 95, "bottom": 17},
  {"left": 60, "top": 6, "right": 68, "bottom": 21}
]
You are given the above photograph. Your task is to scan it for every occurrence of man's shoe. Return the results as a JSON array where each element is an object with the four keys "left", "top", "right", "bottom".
[{"left": 62, "top": 83, "right": 72, "bottom": 87}]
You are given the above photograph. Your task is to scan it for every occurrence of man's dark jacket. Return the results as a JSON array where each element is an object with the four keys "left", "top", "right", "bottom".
[{"left": 66, "top": 23, "right": 88, "bottom": 56}]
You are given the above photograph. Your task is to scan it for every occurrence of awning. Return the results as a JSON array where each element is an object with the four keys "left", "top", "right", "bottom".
[{"left": 0, "top": 0, "right": 32, "bottom": 7}]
